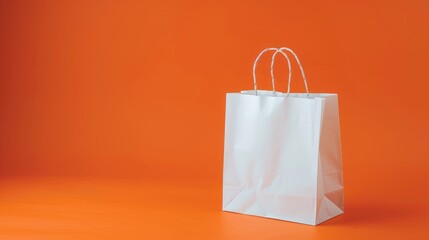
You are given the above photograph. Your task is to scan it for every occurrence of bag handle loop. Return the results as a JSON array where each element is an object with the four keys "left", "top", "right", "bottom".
[{"left": 252, "top": 48, "right": 292, "bottom": 96}]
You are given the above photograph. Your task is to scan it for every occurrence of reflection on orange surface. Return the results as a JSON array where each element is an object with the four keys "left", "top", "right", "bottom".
[{"left": 0, "top": 0, "right": 428, "bottom": 239}]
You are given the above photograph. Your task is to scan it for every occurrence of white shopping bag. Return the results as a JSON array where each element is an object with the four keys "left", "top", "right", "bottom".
[{"left": 222, "top": 47, "right": 344, "bottom": 225}]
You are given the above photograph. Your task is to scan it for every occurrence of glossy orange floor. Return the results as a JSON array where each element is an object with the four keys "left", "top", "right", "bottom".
[{"left": 0, "top": 177, "right": 427, "bottom": 239}]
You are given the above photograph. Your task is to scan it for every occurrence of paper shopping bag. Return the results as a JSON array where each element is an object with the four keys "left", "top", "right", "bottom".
[{"left": 222, "top": 47, "right": 344, "bottom": 225}]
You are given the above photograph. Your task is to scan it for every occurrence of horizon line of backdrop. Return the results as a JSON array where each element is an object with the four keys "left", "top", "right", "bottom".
[{"left": 0, "top": 0, "right": 428, "bottom": 207}]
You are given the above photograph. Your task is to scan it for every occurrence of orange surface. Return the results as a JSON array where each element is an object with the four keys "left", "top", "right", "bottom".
[
  {"left": 0, "top": 0, "right": 428, "bottom": 239},
  {"left": 1, "top": 178, "right": 427, "bottom": 239}
]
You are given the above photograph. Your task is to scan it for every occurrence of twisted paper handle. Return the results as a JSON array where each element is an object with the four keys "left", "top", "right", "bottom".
[{"left": 252, "top": 48, "right": 292, "bottom": 95}]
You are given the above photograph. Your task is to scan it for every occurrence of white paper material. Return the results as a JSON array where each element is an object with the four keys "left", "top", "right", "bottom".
[{"left": 222, "top": 90, "right": 344, "bottom": 225}]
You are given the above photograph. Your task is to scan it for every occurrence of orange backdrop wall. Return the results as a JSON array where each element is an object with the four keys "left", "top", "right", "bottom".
[{"left": 1, "top": 0, "right": 428, "bottom": 209}]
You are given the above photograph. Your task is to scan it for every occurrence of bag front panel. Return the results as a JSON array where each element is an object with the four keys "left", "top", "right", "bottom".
[{"left": 223, "top": 93, "right": 325, "bottom": 224}]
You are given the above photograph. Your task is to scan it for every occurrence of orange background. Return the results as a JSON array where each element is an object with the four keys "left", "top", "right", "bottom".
[{"left": 0, "top": 0, "right": 428, "bottom": 239}]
